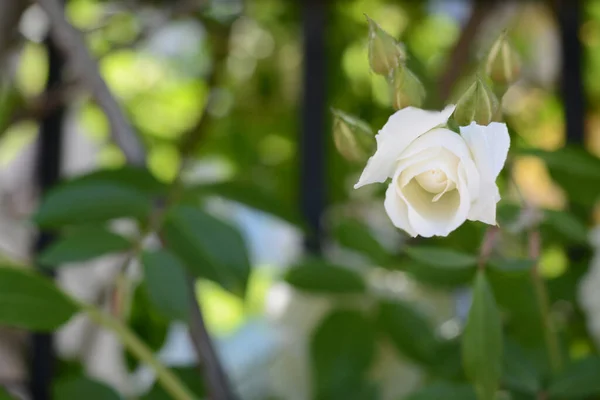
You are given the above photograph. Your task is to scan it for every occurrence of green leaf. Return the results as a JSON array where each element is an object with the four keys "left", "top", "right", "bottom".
[
  {"left": 142, "top": 250, "right": 191, "bottom": 322},
  {"left": 67, "top": 166, "right": 167, "bottom": 196},
  {"left": 332, "top": 219, "right": 390, "bottom": 265},
  {"left": 162, "top": 205, "right": 251, "bottom": 297},
  {"left": 125, "top": 282, "right": 169, "bottom": 372},
  {"left": 402, "top": 246, "right": 477, "bottom": 288},
  {"left": 0, "top": 266, "right": 78, "bottom": 331},
  {"left": 462, "top": 270, "right": 503, "bottom": 400},
  {"left": 543, "top": 210, "right": 589, "bottom": 245},
  {"left": 405, "top": 246, "right": 477, "bottom": 268},
  {"left": 502, "top": 340, "right": 541, "bottom": 394},
  {"left": 34, "top": 181, "right": 151, "bottom": 228},
  {"left": 404, "top": 382, "right": 477, "bottom": 400},
  {"left": 284, "top": 260, "right": 365, "bottom": 294},
  {"left": 488, "top": 259, "right": 535, "bottom": 276},
  {"left": 377, "top": 300, "right": 438, "bottom": 364},
  {"left": 141, "top": 367, "right": 205, "bottom": 399},
  {"left": 190, "top": 180, "right": 304, "bottom": 228},
  {"left": 547, "top": 357, "right": 600, "bottom": 399},
  {"left": 311, "top": 310, "right": 376, "bottom": 399},
  {"left": 0, "top": 387, "right": 13, "bottom": 400},
  {"left": 54, "top": 376, "right": 122, "bottom": 399},
  {"left": 39, "top": 227, "right": 132, "bottom": 266}
]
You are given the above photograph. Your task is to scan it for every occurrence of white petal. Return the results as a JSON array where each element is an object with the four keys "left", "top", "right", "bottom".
[
  {"left": 384, "top": 182, "right": 417, "bottom": 237},
  {"left": 460, "top": 122, "right": 510, "bottom": 225},
  {"left": 354, "top": 105, "right": 455, "bottom": 189},
  {"left": 391, "top": 165, "right": 470, "bottom": 237},
  {"left": 460, "top": 122, "right": 510, "bottom": 180},
  {"left": 400, "top": 128, "right": 480, "bottom": 199}
]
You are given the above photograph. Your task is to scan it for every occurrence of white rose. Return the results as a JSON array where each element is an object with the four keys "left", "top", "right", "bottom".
[{"left": 355, "top": 105, "right": 510, "bottom": 237}]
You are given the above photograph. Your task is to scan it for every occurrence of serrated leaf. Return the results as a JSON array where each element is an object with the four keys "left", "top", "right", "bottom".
[
  {"left": 332, "top": 219, "right": 390, "bottom": 265},
  {"left": 34, "top": 181, "right": 151, "bottom": 228},
  {"left": 142, "top": 250, "right": 191, "bottom": 322},
  {"left": 162, "top": 205, "right": 250, "bottom": 297},
  {"left": 0, "top": 266, "right": 78, "bottom": 331},
  {"left": 285, "top": 260, "right": 365, "bottom": 294},
  {"left": 39, "top": 227, "right": 132, "bottom": 266},
  {"left": 547, "top": 357, "right": 600, "bottom": 399},
  {"left": 405, "top": 246, "right": 477, "bottom": 268},
  {"left": 54, "top": 376, "right": 122, "bottom": 400},
  {"left": 377, "top": 300, "right": 439, "bottom": 364},
  {"left": 462, "top": 270, "right": 503, "bottom": 400},
  {"left": 311, "top": 310, "right": 376, "bottom": 399},
  {"left": 404, "top": 382, "right": 477, "bottom": 400}
]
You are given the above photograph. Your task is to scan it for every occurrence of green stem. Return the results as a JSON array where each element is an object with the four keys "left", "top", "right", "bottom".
[
  {"left": 529, "top": 230, "right": 562, "bottom": 373},
  {"left": 81, "top": 301, "right": 197, "bottom": 400}
]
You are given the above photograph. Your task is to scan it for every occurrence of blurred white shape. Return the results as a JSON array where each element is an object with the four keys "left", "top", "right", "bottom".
[
  {"left": 578, "top": 227, "right": 600, "bottom": 348},
  {"left": 19, "top": 4, "right": 49, "bottom": 43}
]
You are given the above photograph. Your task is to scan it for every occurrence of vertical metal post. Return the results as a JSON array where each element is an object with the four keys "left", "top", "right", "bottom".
[
  {"left": 300, "top": 0, "right": 327, "bottom": 254},
  {"left": 557, "top": 0, "right": 585, "bottom": 144},
  {"left": 30, "top": 11, "right": 66, "bottom": 400}
]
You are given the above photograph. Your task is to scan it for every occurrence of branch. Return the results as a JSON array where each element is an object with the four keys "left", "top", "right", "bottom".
[
  {"left": 36, "top": 0, "right": 146, "bottom": 166},
  {"left": 35, "top": 0, "right": 236, "bottom": 397},
  {"left": 439, "top": 1, "right": 496, "bottom": 102},
  {"left": 478, "top": 226, "right": 498, "bottom": 269}
]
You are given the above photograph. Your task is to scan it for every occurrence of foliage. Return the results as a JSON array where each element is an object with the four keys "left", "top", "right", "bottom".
[{"left": 0, "top": 1, "right": 599, "bottom": 400}]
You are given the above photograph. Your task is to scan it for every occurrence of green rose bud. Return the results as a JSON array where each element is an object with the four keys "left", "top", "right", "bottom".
[
  {"left": 453, "top": 76, "right": 500, "bottom": 126},
  {"left": 331, "top": 108, "right": 375, "bottom": 163},
  {"left": 485, "top": 31, "right": 521, "bottom": 86},
  {"left": 389, "top": 64, "right": 425, "bottom": 110},
  {"left": 366, "top": 15, "right": 406, "bottom": 76}
]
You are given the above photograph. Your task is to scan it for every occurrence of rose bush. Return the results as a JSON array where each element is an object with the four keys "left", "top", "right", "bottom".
[{"left": 354, "top": 105, "right": 510, "bottom": 237}]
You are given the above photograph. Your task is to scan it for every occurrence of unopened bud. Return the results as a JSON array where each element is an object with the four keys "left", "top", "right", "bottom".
[
  {"left": 453, "top": 76, "right": 500, "bottom": 126},
  {"left": 485, "top": 32, "right": 521, "bottom": 86},
  {"left": 331, "top": 108, "right": 375, "bottom": 163},
  {"left": 366, "top": 15, "right": 406, "bottom": 76},
  {"left": 389, "top": 65, "right": 425, "bottom": 110}
]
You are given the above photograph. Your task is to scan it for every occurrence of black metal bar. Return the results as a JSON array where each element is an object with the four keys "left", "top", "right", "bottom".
[
  {"left": 557, "top": 0, "right": 585, "bottom": 144},
  {"left": 300, "top": 0, "right": 327, "bottom": 254},
  {"left": 29, "top": 12, "right": 66, "bottom": 400}
]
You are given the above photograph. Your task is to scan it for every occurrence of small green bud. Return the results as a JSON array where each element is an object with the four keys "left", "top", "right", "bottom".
[
  {"left": 389, "top": 64, "right": 425, "bottom": 110},
  {"left": 331, "top": 108, "right": 375, "bottom": 163},
  {"left": 485, "top": 32, "right": 521, "bottom": 86},
  {"left": 366, "top": 15, "right": 406, "bottom": 76},
  {"left": 453, "top": 76, "right": 500, "bottom": 126}
]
